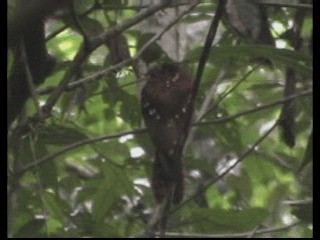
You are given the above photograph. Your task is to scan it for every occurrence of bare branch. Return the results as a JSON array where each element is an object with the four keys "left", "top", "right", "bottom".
[
  {"left": 259, "top": 1, "right": 312, "bottom": 10},
  {"left": 161, "top": 221, "right": 300, "bottom": 238},
  {"left": 20, "top": 40, "right": 41, "bottom": 116},
  {"left": 16, "top": 128, "right": 147, "bottom": 175},
  {"left": 15, "top": 89, "right": 311, "bottom": 175},
  {"left": 199, "top": 63, "right": 263, "bottom": 122},
  {"left": 173, "top": 119, "right": 279, "bottom": 211},
  {"left": 197, "top": 89, "right": 312, "bottom": 126},
  {"left": 11, "top": 1, "right": 172, "bottom": 136},
  {"left": 37, "top": 2, "right": 199, "bottom": 95},
  {"left": 90, "top": 1, "right": 171, "bottom": 49}
]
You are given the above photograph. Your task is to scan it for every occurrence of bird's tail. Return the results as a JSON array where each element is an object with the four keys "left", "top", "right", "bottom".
[{"left": 151, "top": 151, "right": 184, "bottom": 204}]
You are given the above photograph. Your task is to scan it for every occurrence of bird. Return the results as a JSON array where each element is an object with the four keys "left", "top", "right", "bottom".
[{"left": 141, "top": 63, "right": 193, "bottom": 204}]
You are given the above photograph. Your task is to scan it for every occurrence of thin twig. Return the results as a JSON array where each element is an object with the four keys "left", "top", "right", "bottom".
[
  {"left": 146, "top": 2, "right": 224, "bottom": 236},
  {"left": 46, "top": 3, "right": 98, "bottom": 41},
  {"left": 16, "top": 128, "right": 146, "bottom": 175},
  {"left": 90, "top": 1, "right": 171, "bottom": 49},
  {"left": 15, "top": 1, "right": 172, "bottom": 132},
  {"left": 247, "top": 225, "right": 261, "bottom": 238},
  {"left": 199, "top": 63, "right": 263, "bottom": 122},
  {"left": 15, "top": 90, "right": 311, "bottom": 175},
  {"left": 196, "top": 64, "right": 228, "bottom": 122},
  {"left": 259, "top": 1, "right": 312, "bottom": 10},
  {"left": 37, "top": 2, "right": 199, "bottom": 95},
  {"left": 161, "top": 221, "right": 301, "bottom": 238},
  {"left": 198, "top": 89, "right": 312, "bottom": 126},
  {"left": 41, "top": 44, "right": 87, "bottom": 114},
  {"left": 20, "top": 40, "right": 41, "bottom": 116},
  {"left": 191, "top": 0, "right": 224, "bottom": 103},
  {"left": 184, "top": 63, "right": 228, "bottom": 153},
  {"left": 103, "top": 2, "right": 201, "bottom": 11},
  {"left": 173, "top": 119, "right": 279, "bottom": 212},
  {"left": 171, "top": 0, "right": 224, "bottom": 176}
]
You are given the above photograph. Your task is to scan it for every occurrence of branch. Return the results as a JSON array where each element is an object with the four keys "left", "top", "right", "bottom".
[
  {"left": 11, "top": 1, "right": 172, "bottom": 135},
  {"left": 16, "top": 128, "right": 147, "bottom": 175},
  {"left": 20, "top": 40, "right": 41, "bottom": 116},
  {"left": 161, "top": 221, "right": 300, "bottom": 238},
  {"left": 184, "top": 63, "right": 227, "bottom": 152},
  {"left": 45, "top": 3, "right": 98, "bottom": 41},
  {"left": 90, "top": 1, "right": 171, "bottom": 49},
  {"left": 197, "top": 89, "right": 312, "bottom": 127},
  {"left": 15, "top": 89, "right": 311, "bottom": 175},
  {"left": 196, "top": 64, "right": 228, "bottom": 122},
  {"left": 198, "top": 63, "right": 263, "bottom": 122},
  {"left": 191, "top": 0, "right": 224, "bottom": 102},
  {"left": 171, "top": 0, "right": 225, "bottom": 203},
  {"left": 41, "top": 44, "right": 87, "bottom": 114},
  {"left": 174, "top": 119, "right": 279, "bottom": 211},
  {"left": 42, "top": 0, "right": 172, "bottom": 114},
  {"left": 103, "top": 2, "right": 200, "bottom": 11},
  {"left": 37, "top": 2, "right": 199, "bottom": 95},
  {"left": 259, "top": 1, "right": 312, "bottom": 10}
]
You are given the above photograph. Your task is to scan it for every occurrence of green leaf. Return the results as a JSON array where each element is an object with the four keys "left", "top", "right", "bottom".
[
  {"left": 92, "top": 177, "right": 119, "bottom": 222},
  {"left": 290, "top": 200, "right": 313, "bottom": 224},
  {"left": 227, "top": 169, "right": 252, "bottom": 202},
  {"left": 42, "top": 191, "right": 67, "bottom": 224},
  {"left": 38, "top": 152, "right": 58, "bottom": 189},
  {"left": 38, "top": 124, "right": 88, "bottom": 145},
  {"left": 47, "top": 31, "right": 82, "bottom": 60},
  {"left": 187, "top": 45, "right": 312, "bottom": 75},
  {"left": 92, "top": 162, "right": 133, "bottom": 221},
  {"left": 184, "top": 207, "right": 268, "bottom": 232},
  {"left": 119, "top": 93, "right": 141, "bottom": 127},
  {"left": 13, "top": 219, "right": 45, "bottom": 238},
  {"left": 95, "top": 141, "right": 130, "bottom": 165}
]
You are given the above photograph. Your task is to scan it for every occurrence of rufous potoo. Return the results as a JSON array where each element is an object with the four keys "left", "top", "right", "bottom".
[{"left": 141, "top": 63, "right": 193, "bottom": 204}]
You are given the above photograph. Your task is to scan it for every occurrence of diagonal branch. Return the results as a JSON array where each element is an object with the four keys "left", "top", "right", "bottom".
[
  {"left": 173, "top": 119, "right": 279, "bottom": 211},
  {"left": 42, "top": 1, "right": 172, "bottom": 115},
  {"left": 16, "top": 128, "right": 147, "bottom": 175},
  {"left": 172, "top": 0, "right": 225, "bottom": 164},
  {"left": 37, "top": 2, "right": 199, "bottom": 95},
  {"left": 10, "top": 1, "right": 172, "bottom": 137},
  {"left": 15, "top": 90, "right": 311, "bottom": 176},
  {"left": 161, "top": 220, "right": 300, "bottom": 238},
  {"left": 198, "top": 89, "right": 312, "bottom": 126}
]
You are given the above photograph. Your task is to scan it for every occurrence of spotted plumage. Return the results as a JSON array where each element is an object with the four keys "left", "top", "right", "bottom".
[{"left": 141, "top": 63, "right": 193, "bottom": 204}]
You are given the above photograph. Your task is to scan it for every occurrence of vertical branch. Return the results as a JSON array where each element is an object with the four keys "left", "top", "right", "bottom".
[
  {"left": 279, "top": 9, "right": 305, "bottom": 147},
  {"left": 19, "top": 40, "right": 41, "bottom": 117},
  {"left": 173, "top": 0, "right": 224, "bottom": 177},
  {"left": 158, "top": 0, "right": 224, "bottom": 235}
]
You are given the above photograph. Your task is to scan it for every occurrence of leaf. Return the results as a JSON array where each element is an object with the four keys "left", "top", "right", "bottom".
[
  {"left": 265, "top": 183, "right": 289, "bottom": 221},
  {"left": 225, "top": 0, "right": 262, "bottom": 40},
  {"left": 95, "top": 141, "right": 130, "bottom": 165},
  {"left": 43, "top": 191, "right": 68, "bottom": 225},
  {"left": 47, "top": 32, "right": 82, "bottom": 60},
  {"left": 92, "top": 162, "right": 133, "bottom": 221},
  {"left": 289, "top": 200, "right": 312, "bottom": 224},
  {"left": 119, "top": 93, "right": 141, "bottom": 127},
  {"left": 211, "top": 122, "right": 243, "bottom": 152},
  {"left": 92, "top": 177, "right": 119, "bottom": 222},
  {"left": 227, "top": 169, "right": 252, "bottom": 202},
  {"left": 77, "top": 16, "right": 104, "bottom": 35},
  {"left": 38, "top": 152, "right": 58, "bottom": 189},
  {"left": 184, "top": 207, "right": 268, "bottom": 232},
  {"left": 299, "top": 130, "right": 313, "bottom": 172},
  {"left": 13, "top": 218, "right": 45, "bottom": 238},
  {"left": 187, "top": 45, "right": 312, "bottom": 75},
  {"left": 38, "top": 124, "right": 88, "bottom": 145},
  {"left": 7, "top": 49, "right": 14, "bottom": 75}
]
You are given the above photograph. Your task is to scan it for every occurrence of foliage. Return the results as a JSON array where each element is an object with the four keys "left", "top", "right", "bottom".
[{"left": 8, "top": 0, "right": 312, "bottom": 238}]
